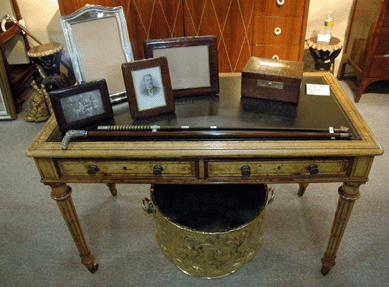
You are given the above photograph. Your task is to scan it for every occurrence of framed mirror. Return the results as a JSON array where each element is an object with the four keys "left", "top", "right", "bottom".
[{"left": 60, "top": 5, "right": 134, "bottom": 104}]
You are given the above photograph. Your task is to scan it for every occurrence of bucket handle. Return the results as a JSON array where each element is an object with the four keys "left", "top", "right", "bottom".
[
  {"left": 267, "top": 187, "right": 275, "bottom": 204},
  {"left": 142, "top": 197, "right": 155, "bottom": 214}
]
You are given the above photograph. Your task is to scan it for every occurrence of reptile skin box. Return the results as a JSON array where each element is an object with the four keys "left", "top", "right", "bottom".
[{"left": 241, "top": 57, "right": 304, "bottom": 104}]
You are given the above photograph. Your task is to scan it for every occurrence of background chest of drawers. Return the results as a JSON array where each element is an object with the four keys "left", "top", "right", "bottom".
[
  {"left": 57, "top": 0, "right": 309, "bottom": 73},
  {"left": 338, "top": 0, "right": 389, "bottom": 102}
]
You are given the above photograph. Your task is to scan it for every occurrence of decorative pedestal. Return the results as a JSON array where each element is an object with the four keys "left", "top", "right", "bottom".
[
  {"left": 27, "top": 42, "right": 69, "bottom": 92},
  {"left": 307, "top": 37, "right": 343, "bottom": 72},
  {"left": 24, "top": 43, "right": 69, "bottom": 122}
]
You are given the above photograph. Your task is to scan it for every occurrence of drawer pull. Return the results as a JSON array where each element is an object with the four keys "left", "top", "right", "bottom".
[
  {"left": 272, "top": 55, "right": 279, "bottom": 59},
  {"left": 308, "top": 164, "right": 319, "bottom": 175},
  {"left": 153, "top": 165, "right": 163, "bottom": 176},
  {"left": 385, "top": 66, "right": 389, "bottom": 73},
  {"left": 241, "top": 165, "right": 251, "bottom": 177},
  {"left": 87, "top": 165, "right": 99, "bottom": 176},
  {"left": 274, "top": 27, "right": 281, "bottom": 35},
  {"left": 277, "top": 0, "right": 284, "bottom": 5}
]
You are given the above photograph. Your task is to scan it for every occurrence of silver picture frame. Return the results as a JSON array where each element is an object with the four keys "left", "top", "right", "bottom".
[{"left": 60, "top": 5, "right": 134, "bottom": 104}]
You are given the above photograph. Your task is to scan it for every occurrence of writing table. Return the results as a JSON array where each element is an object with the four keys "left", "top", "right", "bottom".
[{"left": 26, "top": 72, "right": 383, "bottom": 275}]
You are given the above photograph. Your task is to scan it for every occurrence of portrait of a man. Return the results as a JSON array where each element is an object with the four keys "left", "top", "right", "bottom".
[
  {"left": 140, "top": 74, "right": 161, "bottom": 96},
  {"left": 132, "top": 66, "right": 167, "bottom": 111}
]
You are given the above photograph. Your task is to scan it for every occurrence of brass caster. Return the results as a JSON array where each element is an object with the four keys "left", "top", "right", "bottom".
[{"left": 87, "top": 263, "right": 99, "bottom": 273}]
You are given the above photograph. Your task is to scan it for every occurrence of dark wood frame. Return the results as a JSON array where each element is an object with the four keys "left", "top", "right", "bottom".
[
  {"left": 122, "top": 57, "right": 175, "bottom": 120},
  {"left": 49, "top": 79, "right": 113, "bottom": 132},
  {"left": 143, "top": 36, "right": 219, "bottom": 97},
  {"left": 0, "top": 52, "right": 17, "bottom": 119}
]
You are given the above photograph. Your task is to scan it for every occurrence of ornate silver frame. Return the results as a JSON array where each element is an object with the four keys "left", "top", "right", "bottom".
[{"left": 60, "top": 5, "right": 134, "bottom": 104}]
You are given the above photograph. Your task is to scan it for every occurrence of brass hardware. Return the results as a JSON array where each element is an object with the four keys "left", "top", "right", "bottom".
[
  {"left": 142, "top": 197, "right": 155, "bottom": 214},
  {"left": 308, "top": 164, "right": 319, "bottom": 175},
  {"left": 149, "top": 184, "right": 271, "bottom": 278},
  {"left": 257, "top": 79, "right": 284, "bottom": 89},
  {"left": 87, "top": 165, "right": 99, "bottom": 176},
  {"left": 241, "top": 165, "right": 251, "bottom": 177},
  {"left": 153, "top": 165, "right": 163, "bottom": 176}
]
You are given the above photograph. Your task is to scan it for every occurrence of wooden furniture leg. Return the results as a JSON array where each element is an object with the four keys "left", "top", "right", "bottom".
[
  {"left": 321, "top": 182, "right": 361, "bottom": 275},
  {"left": 107, "top": 183, "right": 117, "bottom": 196},
  {"left": 50, "top": 183, "right": 98, "bottom": 273},
  {"left": 298, "top": 183, "right": 309, "bottom": 196}
]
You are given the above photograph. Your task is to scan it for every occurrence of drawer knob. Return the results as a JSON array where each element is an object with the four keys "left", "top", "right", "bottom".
[
  {"left": 277, "top": 0, "right": 284, "bottom": 5},
  {"left": 272, "top": 55, "right": 279, "bottom": 59},
  {"left": 308, "top": 164, "right": 319, "bottom": 175},
  {"left": 241, "top": 165, "right": 251, "bottom": 177},
  {"left": 88, "top": 165, "right": 99, "bottom": 176},
  {"left": 274, "top": 27, "right": 281, "bottom": 35},
  {"left": 153, "top": 165, "right": 163, "bottom": 176}
]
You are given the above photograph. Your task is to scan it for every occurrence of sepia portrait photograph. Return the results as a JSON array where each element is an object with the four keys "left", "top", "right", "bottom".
[
  {"left": 132, "top": 66, "right": 166, "bottom": 111},
  {"left": 122, "top": 57, "right": 175, "bottom": 120},
  {"left": 49, "top": 79, "right": 114, "bottom": 132}
]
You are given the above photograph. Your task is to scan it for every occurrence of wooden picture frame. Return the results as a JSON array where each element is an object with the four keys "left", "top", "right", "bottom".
[
  {"left": 122, "top": 57, "right": 175, "bottom": 120},
  {"left": 60, "top": 5, "right": 134, "bottom": 104},
  {"left": 49, "top": 79, "right": 114, "bottom": 133},
  {"left": 0, "top": 52, "right": 17, "bottom": 120},
  {"left": 143, "top": 36, "right": 219, "bottom": 97}
]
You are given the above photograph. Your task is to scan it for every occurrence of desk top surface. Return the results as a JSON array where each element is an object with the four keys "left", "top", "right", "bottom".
[{"left": 26, "top": 72, "right": 383, "bottom": 159}]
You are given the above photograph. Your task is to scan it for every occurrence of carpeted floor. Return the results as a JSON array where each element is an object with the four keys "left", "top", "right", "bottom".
[{"left": 0, "top": 75, "right": 388, "bottom": 287}]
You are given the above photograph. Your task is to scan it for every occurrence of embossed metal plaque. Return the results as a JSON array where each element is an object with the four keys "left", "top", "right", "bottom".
[{"left": 257, "top": 79, "right": 284, "bottom": 89}]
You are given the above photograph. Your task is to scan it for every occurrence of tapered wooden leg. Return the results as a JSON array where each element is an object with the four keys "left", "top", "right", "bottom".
[
  {"left": 50, "top": 183, "right": 98, "bottom": 273},
  {"left": 298, "top": 183, "right": 309, "bottom": 196},
  {"left": 321, "top": 183, "right": 361, "bottom": 275},
  {"left": 107, "top": 183, "right": 117, "bottom": 196}
]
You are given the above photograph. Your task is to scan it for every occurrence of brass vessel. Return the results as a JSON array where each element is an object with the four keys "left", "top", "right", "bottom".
[{"left": 143, "top": 184, "right": 274, "bottom": 279}]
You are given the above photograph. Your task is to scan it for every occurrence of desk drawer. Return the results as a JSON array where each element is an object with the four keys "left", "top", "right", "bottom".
[
  {"left": 56, "top": 159, "right": 197, "bottom": 179},
  {"left": 205, "top": 158, "right": 351, "bottom": 179}
]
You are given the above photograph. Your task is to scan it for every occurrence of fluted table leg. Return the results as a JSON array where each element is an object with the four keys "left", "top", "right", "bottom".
[
  {"left": 321, "top": 182, "right": 361, "bottom": 275},
  {"left": 50, "top": 183, "right": 98, "bottom": 273}
]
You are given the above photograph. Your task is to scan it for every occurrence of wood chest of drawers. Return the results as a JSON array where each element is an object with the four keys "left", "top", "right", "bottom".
[
  {"left": 253, "top": 0, "right": 310, "bottom": 62},
  {"left": 338, "top": 0, "right": 389, "bottom": 102}
]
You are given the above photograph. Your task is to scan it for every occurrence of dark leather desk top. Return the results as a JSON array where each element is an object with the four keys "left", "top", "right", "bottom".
[{"left": 48, "top": 74, "right": 359, "bottom": 142}]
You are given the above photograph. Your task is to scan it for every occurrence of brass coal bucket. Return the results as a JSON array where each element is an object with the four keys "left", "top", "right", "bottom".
[{"left": 142, "top": 184, "right": 274, "bottom": 279}]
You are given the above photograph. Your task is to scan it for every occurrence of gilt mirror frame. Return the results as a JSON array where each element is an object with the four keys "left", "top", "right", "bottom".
[{"left": 60, "top": 5, "right": 134, "bottom": 104}]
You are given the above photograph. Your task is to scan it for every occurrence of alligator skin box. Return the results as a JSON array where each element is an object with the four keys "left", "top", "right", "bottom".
[{"left": 241, "top": 57, "right": 304, "bottom": 104}]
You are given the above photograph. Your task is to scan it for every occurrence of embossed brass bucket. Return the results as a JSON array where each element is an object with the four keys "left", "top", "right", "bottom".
[{"left": 142, "top": 184, "right": 274, "bottom": 279}]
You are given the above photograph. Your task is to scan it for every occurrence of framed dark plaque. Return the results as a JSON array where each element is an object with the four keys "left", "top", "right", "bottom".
[{"left": 49, "top": 79, "right": 113, "bottom": 132}]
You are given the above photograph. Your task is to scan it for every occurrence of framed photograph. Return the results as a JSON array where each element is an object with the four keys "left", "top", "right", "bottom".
[
  {"left": 143, "top": 36, "right": 219, "bottom": 97},
  {"left": 60, "top": 5, "right": 134, "bottom": 104},
  {"left": 122, "top": 57, "right": 175, "bottom": 120},
  {"left": 49, "top": 79, "right": 114, "bottom": 133}
]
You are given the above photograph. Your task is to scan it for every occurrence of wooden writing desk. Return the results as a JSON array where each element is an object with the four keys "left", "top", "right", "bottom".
[{"left": 26, "top": 72, "right": 383, "bottom": 275}]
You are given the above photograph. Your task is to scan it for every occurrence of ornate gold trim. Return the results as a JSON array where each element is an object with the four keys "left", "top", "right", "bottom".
[{"left": 307, "top": 38, "right": 343, "bottom": 53}]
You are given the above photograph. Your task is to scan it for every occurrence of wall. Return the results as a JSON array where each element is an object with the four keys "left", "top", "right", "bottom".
[{"left": 5, "top": 0, "right": 355, "bottom": 75}]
